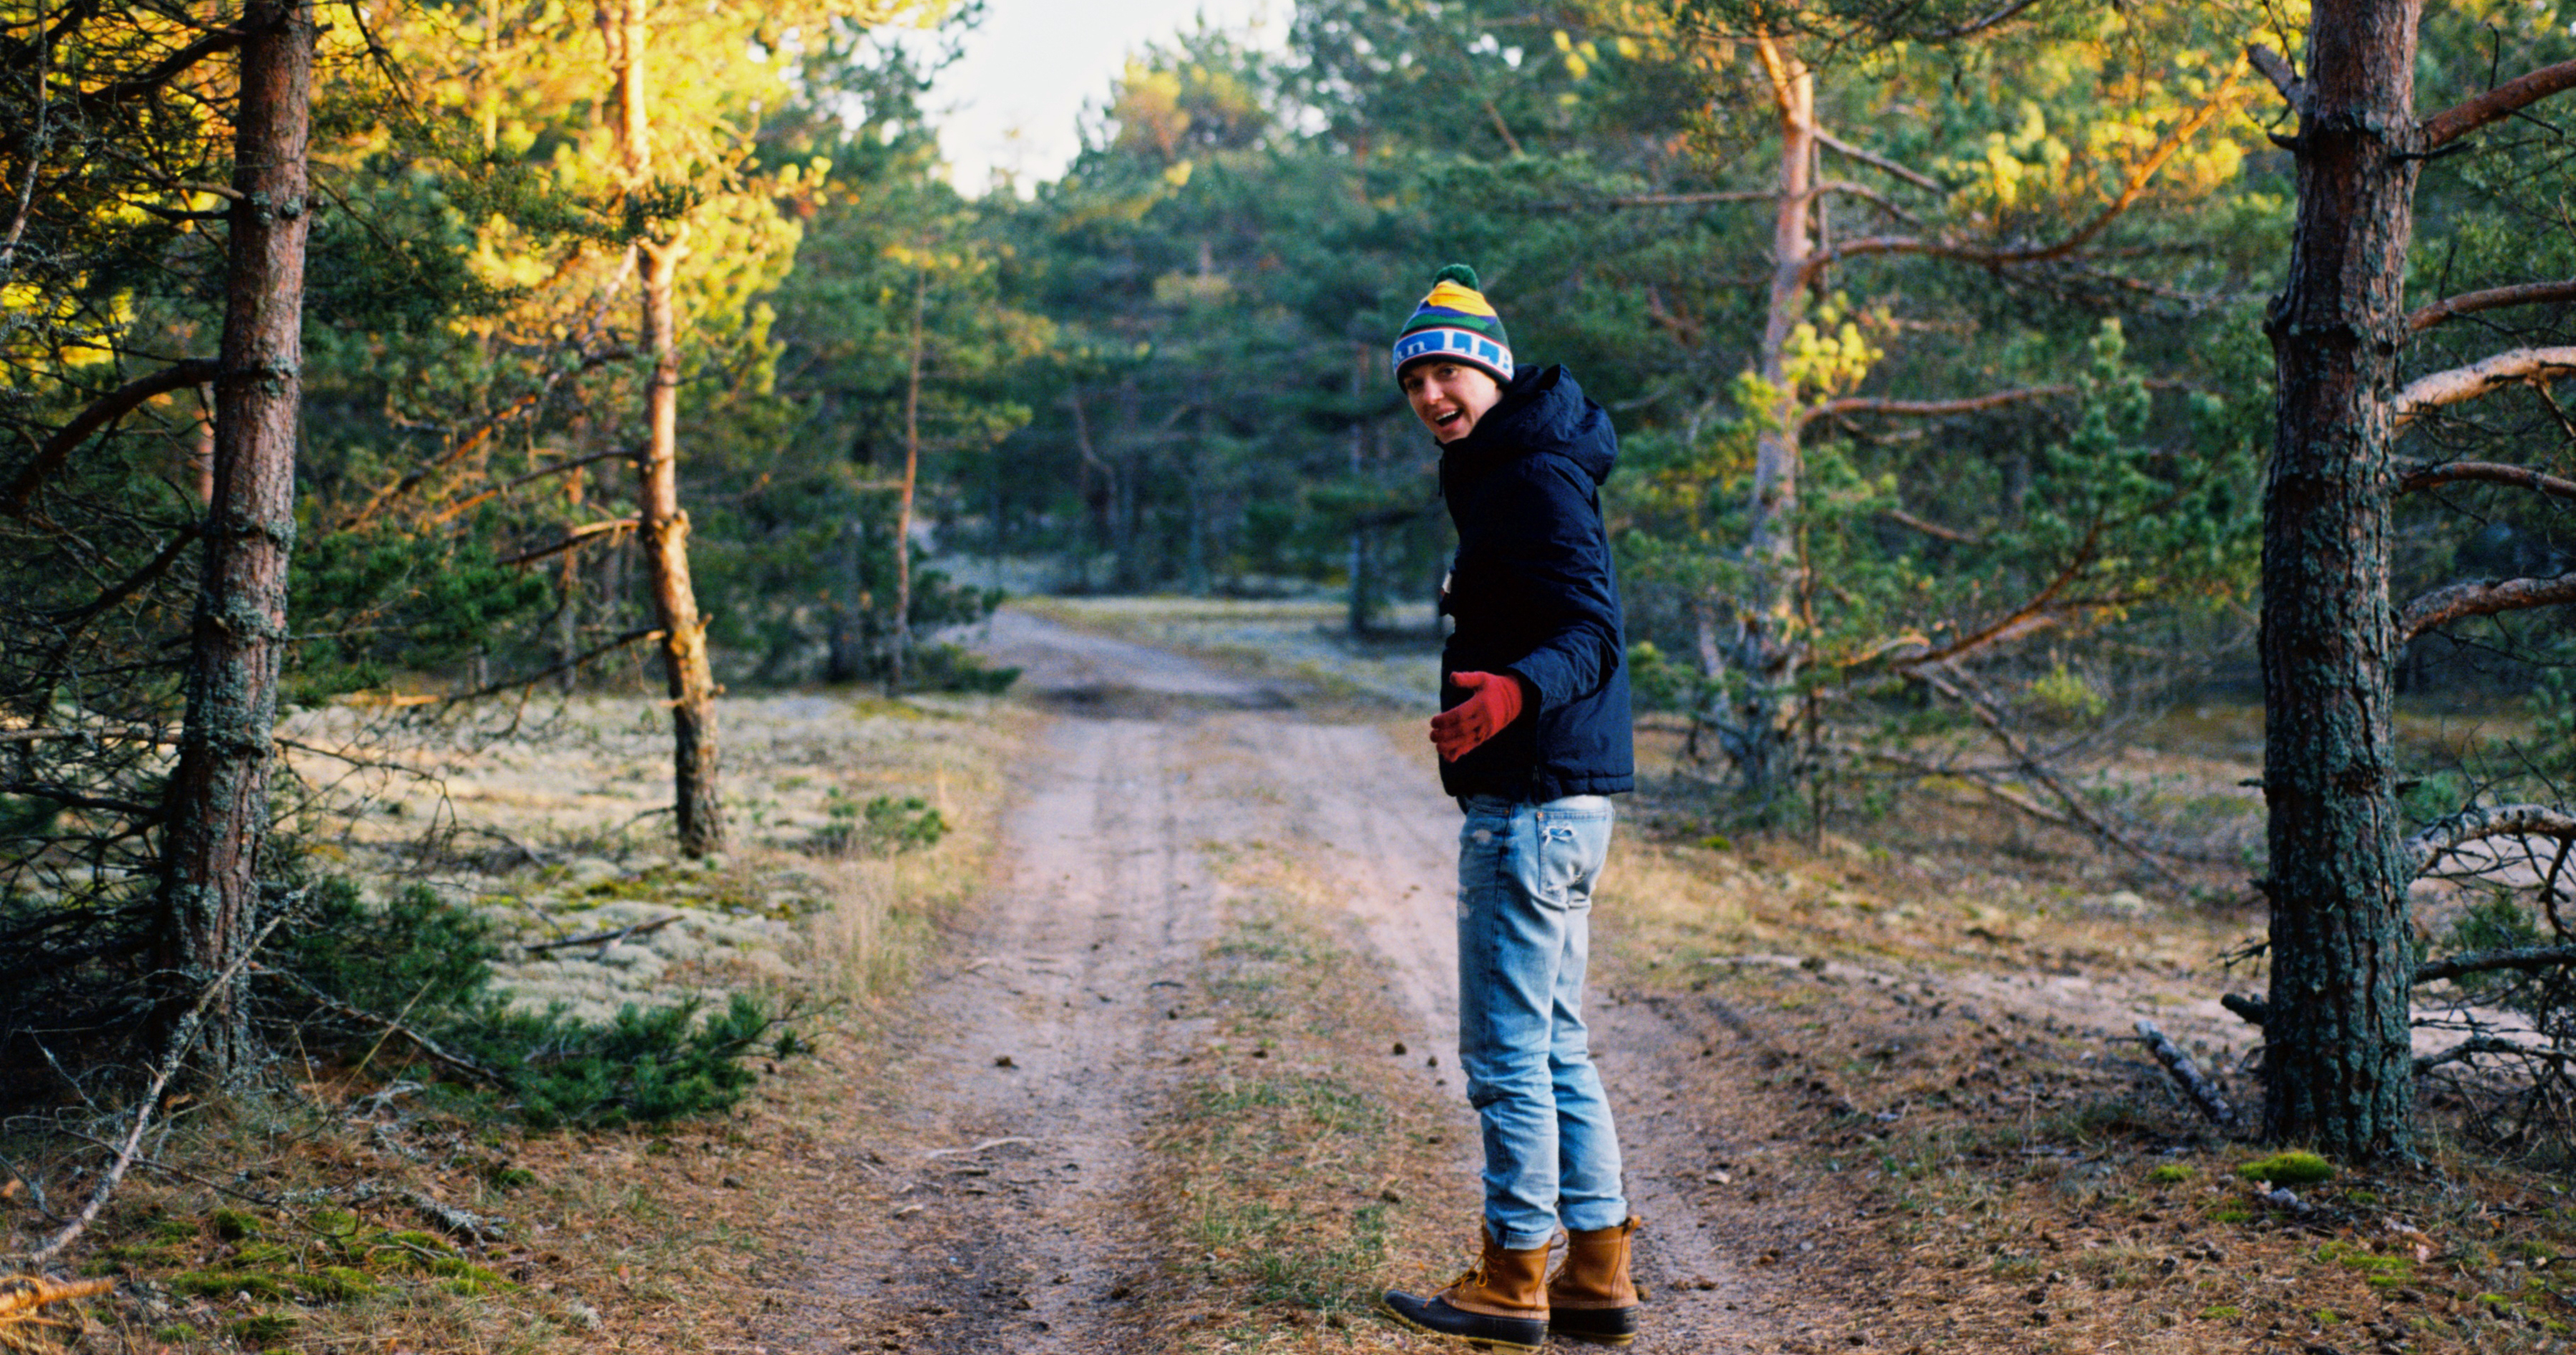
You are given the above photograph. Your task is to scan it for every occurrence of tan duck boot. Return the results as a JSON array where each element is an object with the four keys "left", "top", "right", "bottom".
[
  {"left": 1380, "top": 1228, "right": 1549, "bottom": 1351},
  {"left": 1548, "top": 1215, "right": 1641, "bottom": 1345}
]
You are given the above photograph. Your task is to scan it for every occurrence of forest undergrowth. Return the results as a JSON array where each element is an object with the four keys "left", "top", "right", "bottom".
[
  {"left": 13, "top": 645, "right": 2576, "bottom": 1354},
  {"left": 0, "top": 690, "right": 1028, "bottom": 1354},
  {"left": 1603, "top": 722, "right": 2576, "bottom": 1355}
]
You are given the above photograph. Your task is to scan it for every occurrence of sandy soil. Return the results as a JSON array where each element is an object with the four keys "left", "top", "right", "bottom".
[{"left": 754, "top": 610, "right": 1793, "bottom": 1352}]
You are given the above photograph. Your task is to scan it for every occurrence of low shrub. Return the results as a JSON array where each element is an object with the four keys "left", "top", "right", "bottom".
[{"left": 270, "top": 883, "right": 796, "bottom": 1128}]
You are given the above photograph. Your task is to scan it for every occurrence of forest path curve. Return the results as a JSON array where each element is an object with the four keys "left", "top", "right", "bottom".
[{"left": 757, "top": 609, "right": 1784, "bottom": 1353}]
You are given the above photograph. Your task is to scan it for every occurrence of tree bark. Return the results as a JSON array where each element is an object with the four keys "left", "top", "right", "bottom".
[
  {"left": 637, "top": 236, "right": 723, "bottom": 854},
  {"left": 155, "top": 0, "right": 311, "bottom": 1084},
  {"left": 2255, "top": 0, "right": 2424, "bottom": 1159},
  {"left": 1729, "top": 34, "right": 1817, "bottom": 802},
  {"left": 608, "top": 0, "right": 723, "bottom": 855},
  {"left": 1348, "top": 341, "right": 1372, "bottom": 635},
  {"left": 889, "top": 265, "right": 926, "bottom": 694}
]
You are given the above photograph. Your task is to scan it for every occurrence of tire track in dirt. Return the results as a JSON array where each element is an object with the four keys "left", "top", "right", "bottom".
[
  {"left": 761, "top": 611, "right": 1787, "bottom": 1352},
  {"left": 761, "top": 709, "right": 1242, "bottom": 1354}
]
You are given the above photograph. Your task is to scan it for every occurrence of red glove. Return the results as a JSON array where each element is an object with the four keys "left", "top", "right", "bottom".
[{"left": 1430, "top": 671, "right": 1525, "bottom": 762}]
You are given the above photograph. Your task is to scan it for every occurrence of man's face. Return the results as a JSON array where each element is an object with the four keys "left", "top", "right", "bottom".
[{"left": 1402, "top": 361, "right": 1503, "bottom": 444}]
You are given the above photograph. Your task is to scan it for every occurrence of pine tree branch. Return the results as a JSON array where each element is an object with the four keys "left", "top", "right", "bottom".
[
  {"left": 1881, "top": 507, "right": 1982, "bottom": 544},
  {"left": 1904, "top": 664, "right": 2188, "bottom": 888},
  {"left": 2423, "top": 57, "right": 2576, "bottom": 149},
  {"left": 494, "top": 518, "right": 638, "bottom": 568},
  {"left": 2247, "top": 44, "right": 2301, "bottom": 103},
  {"left": 1814, "top": 128, "right": 1946, "bottom": 192},
  {"left": 250, "top": 961, "right": 502, "bottom": 1085},
  {"left": 426, "top": 447, "right": 640, "bottom": 526},
  {"left": 1916, "top": 0, "right": 2052, "bottom": 42},
  {"left": 1869, "top": 521, "right": 2106, "bottom": 671},
  {"left": 2406, "top": 802, "right": 2576, "bottom": 873},
  {"left": 2394, "top": 346, "right": 2576, "bottom": 423},
  {"left": 2396, "top": 459, "right": 2576, "bottom": 502},
  {"left": 1801, "top": 74, "right": 2240, "bottom": 287},
  {"left": 1811, "top": 383, "right": 2074, "bottom": 421},
  {"left": 2408, "top": 279, "right": 2576, "bottom": 332},
  {"left": 2135, "top": 1020, "right": 2240, "bottom": 1129},
  {"left": 2397, "top": 573, "right": 2576, "bottom": 641},
  {"left": 440, "top": 626, "right": 662, "bottom": 706},
  {"left": 79, "top": 23, "right": 249, "bottom": 108},
  {"left": 2415, "top": 944, "right": 2576, "bottom": 985},
  {"left": 2, "top": 359, "right": 220, "bottom": 515},
  {"left": 1533, "top": 190, "right": 1773, "bottom": 211}
]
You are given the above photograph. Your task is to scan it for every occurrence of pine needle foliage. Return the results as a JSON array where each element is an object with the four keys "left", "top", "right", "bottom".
[{"left": 273, "top": 881, "right": 795, "bottom": 1130}]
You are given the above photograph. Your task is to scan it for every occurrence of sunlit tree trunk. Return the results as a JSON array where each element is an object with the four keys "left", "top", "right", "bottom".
[
  {"left": 2258, "top": 0, "right": 2424, "bottom": 1158},
  {"left": 156, "top": 0, "right": 313, "bottom": 1081},
  {"left": 1722, "top": 34, "right": 1817, "bottom": 805},
  {"left": 889, "top": 266, "right": 926, "bottom": 693},
  {"left": 606, "top": 0, "right": 723, "bottom": 854}
]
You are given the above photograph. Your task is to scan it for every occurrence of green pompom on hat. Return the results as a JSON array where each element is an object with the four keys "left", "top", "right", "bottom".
[{"left": 1392, "top": 263, "right": 1513, "bottom": 385}]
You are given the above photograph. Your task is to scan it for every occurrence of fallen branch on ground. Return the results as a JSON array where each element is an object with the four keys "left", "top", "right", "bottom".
[
  {"left": 520, "top": 913, "right": 682, "bottom": 956},
  {"left": 0, "top": 1274, "right": 115, "bottom": 1346},
  {"left": 924, "top": 1136, "right": 1036, "bottom": 1160},
  {"left": 407, "top": 1190, "right": 508, "bottom": 1243},
  {"left": 2134, "top": 1020, "right": 2239, "bottom": 1130}
]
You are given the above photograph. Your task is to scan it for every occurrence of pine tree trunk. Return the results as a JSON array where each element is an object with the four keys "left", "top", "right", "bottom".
[
  {"left": 1349, "top": 341, "right": 1371, "bottom": 636},
  {"left": 1729, "top": 34, "right": 1817, "bottom": 803},
  {"left": 608, "top": 0, "right": 722, "bottom": 855},
  {"left": 2258, "top": 0, "right": 2424, "bottom": 1158},
  {"left": 156, "top": 0, "right": 312, "bottom": 1082},
  {"left": 825, "top": 519, "right": 864, "bottom": 682},
  {"left": 889, "top": 266, "right": 926, "bottom": 694},
  {"left": 1115, "top": 381, "right": 1143, "bottom": 591},
  {"left": 638, "top": 238, "right": 724, "bottom": 854},
  {"left": 555, "top": 464, "right": 583, "bottom": 693}
]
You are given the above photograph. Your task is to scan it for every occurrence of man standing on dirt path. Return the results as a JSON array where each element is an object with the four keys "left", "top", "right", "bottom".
[{"left": 1378, "top": 264, "right": 1642, "bottom": 1352}]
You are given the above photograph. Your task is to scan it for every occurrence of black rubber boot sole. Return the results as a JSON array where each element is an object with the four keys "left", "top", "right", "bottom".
[
  {"left": 1550, "top": 1304, "right": 1641, "bottom": 1346},
  {"left": 1378, "top": 1291, "right": 1546, "bottom": 1351}
]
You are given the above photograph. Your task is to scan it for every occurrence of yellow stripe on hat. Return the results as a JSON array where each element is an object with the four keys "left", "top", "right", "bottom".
[{"left": 1423, "top": 280, "right": 1497, "bottom": 317}]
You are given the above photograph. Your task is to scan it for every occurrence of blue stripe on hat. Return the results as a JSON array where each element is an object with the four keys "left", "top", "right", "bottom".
[{"left": 1392, "top": 327, "right": 1515, "bottom": 381}]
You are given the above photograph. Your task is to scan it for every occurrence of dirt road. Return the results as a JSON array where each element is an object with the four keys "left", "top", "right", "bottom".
[{"left": 759, "top": 611, "right": 1785, "bottom": 1352}]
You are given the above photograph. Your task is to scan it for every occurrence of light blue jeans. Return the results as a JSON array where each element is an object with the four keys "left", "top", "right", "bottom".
[{"left": 1455, "top": 793, "right": 1626, "bottom": 1251}]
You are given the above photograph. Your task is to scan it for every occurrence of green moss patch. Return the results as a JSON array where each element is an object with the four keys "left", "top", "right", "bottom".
[
  {"left": 2316, "top": 1240, "right": 2414, "bottom": 1288},
  {"left": 172, "top": 1271, "right": 289, "bottom": 1301},
  {"left": 2235, "top": 1150, "right": 2334, "bottom": 1185}
]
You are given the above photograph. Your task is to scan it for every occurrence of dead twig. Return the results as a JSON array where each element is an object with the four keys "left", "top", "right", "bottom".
[
  {"left": 2133, "top": 1020, "right": 2239, "bottom": 1130},
  {"left": 11, "top": 910, "right": 288, "bottom": 1265},
  {"left": 249, "top": 962, "right": 501, "bottom": 1086},
  {"left": 406, "top": 1190, "right": 507, "bottom": 1243},
  {"left": 0, "top": 1273, "right": 116, "bottom": 1346},
  {"left": 520, "top": 913, "right": 682, "bottom": 956},
  {"left": 923, "top": 1136, "right": 1036, "bottom": 1160}
]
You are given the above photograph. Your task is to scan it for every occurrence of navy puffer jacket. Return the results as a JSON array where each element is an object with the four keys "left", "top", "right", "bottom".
[{"left": 1435, "top": 364, "right": 1634, "bottom": 802}]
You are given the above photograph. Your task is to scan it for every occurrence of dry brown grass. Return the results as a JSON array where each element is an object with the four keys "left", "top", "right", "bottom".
[
  {"left": 1128, "top": 840, "right": 1478, "bottom": 1353},
  {"left": 1604, "top": 722, "right": 2576, "bottom": 1355}
]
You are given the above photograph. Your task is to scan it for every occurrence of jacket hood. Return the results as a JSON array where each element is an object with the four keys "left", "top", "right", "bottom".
[{"left": 1442, "top": 364, "right": 1618, "bottom": 487}]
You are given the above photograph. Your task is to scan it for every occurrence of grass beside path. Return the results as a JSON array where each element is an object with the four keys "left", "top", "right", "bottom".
[{"left": 1132, "top": 840, "right": 1477, "bottom": 1353}]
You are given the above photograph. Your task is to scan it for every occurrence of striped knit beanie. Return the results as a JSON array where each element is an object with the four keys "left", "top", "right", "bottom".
[{"left": 1391, "top": 263, "right": 1513, "bottom": 386}]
